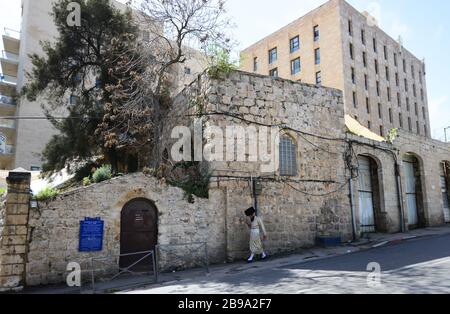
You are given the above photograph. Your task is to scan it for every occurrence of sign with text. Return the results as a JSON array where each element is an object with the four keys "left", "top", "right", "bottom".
[{"left": 79, "top": 217, "right": 104, "bottom": 252}]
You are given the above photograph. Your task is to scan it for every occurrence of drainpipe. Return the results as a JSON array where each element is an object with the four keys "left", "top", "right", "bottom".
[
  {"left": 395, "top": 162, "right": 406, "bottom": 233},
  {"left": 349, "top": 177, "right": 357, "bottom": 241}
]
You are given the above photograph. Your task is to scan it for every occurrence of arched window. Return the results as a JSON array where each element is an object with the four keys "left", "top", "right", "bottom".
[{"left": 279, "top": 134, "right": 297, "bottom": 176}]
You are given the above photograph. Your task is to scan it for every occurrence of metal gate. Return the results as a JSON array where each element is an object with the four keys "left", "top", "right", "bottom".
[
  {"left": 440, "top": 164, "right": 450, "bottom": 223},
  {"left": 120, "top": 198, "right": 158, "bottom": 271},
  {"left": 357, "top": 156, "right": 376, "bottom": 233},
  {"left": 404, "top": 156, "right": 419, "bottom": 226}
]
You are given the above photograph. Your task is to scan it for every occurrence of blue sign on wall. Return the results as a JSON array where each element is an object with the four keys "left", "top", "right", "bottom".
[{"left": 79, "top": 217, "right": 104, "bottom": 252}]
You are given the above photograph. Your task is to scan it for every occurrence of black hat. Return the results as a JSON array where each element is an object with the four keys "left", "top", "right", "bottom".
[{"left": 245, "top": 207, "right": 256, "bottom": 216}]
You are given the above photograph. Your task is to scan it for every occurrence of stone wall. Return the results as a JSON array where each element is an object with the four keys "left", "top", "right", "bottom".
[
  {"left": 25, "top": 173, "right": 226, "bottom": 286},
  {"left": 161, "top": 71, "right": 354, "bottom": 261}
]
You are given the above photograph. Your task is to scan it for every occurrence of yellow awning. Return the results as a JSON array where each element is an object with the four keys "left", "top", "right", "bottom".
[{"left": 345, "top": 115, "right": 385, "bottom": 142}]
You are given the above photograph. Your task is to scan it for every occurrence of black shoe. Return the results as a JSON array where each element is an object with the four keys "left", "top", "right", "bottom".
[{"left": 247, "top": 258, "right": 254, "bottom": 263}]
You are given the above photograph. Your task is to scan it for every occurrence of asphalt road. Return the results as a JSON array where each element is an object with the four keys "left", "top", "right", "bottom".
[{"left": 126, "top": 234, "right": 450, "bottom": 294}]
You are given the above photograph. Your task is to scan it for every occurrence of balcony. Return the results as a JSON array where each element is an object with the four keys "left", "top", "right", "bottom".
[
  {"left": 1, "top": 50, "right": 19, "bottom": 63},
  {"left": 0, "top": 118, "right": 16, "bottom": 129},
  {"left": 0, "top": 94, "right": 16, "bottom": 106},
  {"left": 0, "top": 73, "right": 17, "bottom": 85},
  {"left": 3, "top": 28, "right": 20, "bottom": 40}
]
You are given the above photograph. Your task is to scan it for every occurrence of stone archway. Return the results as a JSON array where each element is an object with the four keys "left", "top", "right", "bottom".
[
  {"left": 440, "top": 161, "right": 450, "bottom": 223},
  {"left": 357, "top": 155, "right": 383, "bottom": 234},
  {"left": 403, "top": 153, "right": 425, "bottom": 229},
  {"left": 119, "top": 198, "right": 158, "bottom": 271}
]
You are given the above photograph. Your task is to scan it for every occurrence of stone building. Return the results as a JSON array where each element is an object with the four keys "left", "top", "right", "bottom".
[
  {"left": 0, "top": 70, "right": 449, "bottom": 290},
  {"left": 1, "top": 0, "right": 207, "bottom": 171},
  {"left": 239, "top": 0, "right": 430, "bottom": 139}
]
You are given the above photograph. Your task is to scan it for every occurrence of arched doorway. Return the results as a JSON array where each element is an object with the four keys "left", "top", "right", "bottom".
[
  {"left": 403, "top": 154, "right": 425, "bottom": 229},
  {"left": 440, "top": 161, "right": 450, "bottom": 223},
  {"left": 357, "top": 155, "right": 381, "bottom": 234},
  {"left": 120, "top": 198, "right": 158, "bottom": 271}
]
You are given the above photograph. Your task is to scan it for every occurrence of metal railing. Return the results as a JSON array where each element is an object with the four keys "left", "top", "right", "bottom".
[
  {"left": 155, "top": 242, "right": 209, "bottom": 279},
  {"left": 1, "top": 50, "right": 19, "bottom": 63},
  {"left": 90, "top": 250, "right": 156, "bottom": 294},
  {"left": 0, "top": 74, "right": 17, "bottom": 85},
  {"left": 0, "top": 95, "right": 16, "bottom": 106},
  {"left": 3, "top": 28, "right": 20, "bottom": 40}
]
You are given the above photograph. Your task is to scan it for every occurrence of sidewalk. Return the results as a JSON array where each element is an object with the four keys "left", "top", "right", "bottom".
[{"left": 24, "top": 224, "right": 450, "bottom": 294}]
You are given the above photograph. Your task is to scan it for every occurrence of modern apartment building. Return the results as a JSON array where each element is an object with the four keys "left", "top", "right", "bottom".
[
  {"left": 0, "top": 28, "right": 20, "bottom": 169},
  {"left": 0, "top": 0, "right": 206, "bottom": 171},
  {"left": 240, "top": 0, "right": 430, "bottom": 138}
]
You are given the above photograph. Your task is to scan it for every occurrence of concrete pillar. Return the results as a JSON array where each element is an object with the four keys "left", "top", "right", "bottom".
[{"left": 0, "top": 172, "right": 31, "bottom": 292}]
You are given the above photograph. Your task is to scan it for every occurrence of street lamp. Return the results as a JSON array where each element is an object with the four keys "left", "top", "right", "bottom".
[{"left": 445, "top": 126, "right": 450, "bottom": 143}]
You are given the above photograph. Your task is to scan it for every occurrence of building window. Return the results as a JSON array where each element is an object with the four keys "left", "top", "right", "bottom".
[
  {"left": 69, "top": 95, "right": 79, "bottom": 105},
  {"left": 316, "top": 71, "right": 322, "bottom": 85},
  {"left": 373, "top": 38, "right": 377, "bottom": 53},
  {"left": 413, "top": 84, "right": 417, "bottom": 97},
  {"left": 376, "top": 81, "right": 380, "bottom": 96},
  {"left": 383, "top": 46, "right": 388, "bottom": 60},
  {"left": 395, "top": 72, "right": 399, "bottom": 87},
  {"left": 411, "top": 65, "right": 415, "bottom": 79},
  {"left": 366, "top": 97, "right": 370, "bottom": 113},
  {"left": 422, "top": 107, "right": 426, "bottom": 119},
  {"left": 253, "top": 57, "right": 258, "bottom": 72},
  {"left": 408, "top": 117, "right": 412, "bottom": 131},
  {"left": 415, "top": 102, "right": 418, "bottom": 116},
  {"left": 368, "top": 121, "right": 371, "bottom": 129},
  {"left": 184, "top": 67, "right": 192, "bottom": 75},
  {"left": 291, "top": 58, "right": 301, "bottom": 75},
  {"left": 385, "top": 66, "right": 390, "bottom": 81},
  {"left": 269, "top": 47, "right": 277, "bottom": 64},
  {"left": 313, "top": 25, "right": 320, "bottom": 42},
  {"left": 399, "top": 113, "right": 403, "bottom": 128},
  {"left": 349, "top": 43, "right": 354, "bottom": 60},
  {"left": 378, "top": 103, "right": 382, "bottom": 119},
  {"left": 403, "top": 59, "right": 407, "bottom": 72},
  {"left": 269, "top": 68, "right": 278, "bottom": 77},
  {"left": 30, "top": 166, "right": 41, "bottom": 171},
  {"left": 416, "top": 121, "right": 420, "bottom": 135},
  {"left": 419, "top": 71, "right": 423, "bottom": 84},
  {"left": 364, "top": 74, "right": 368, "bottom": 90},
  {"left": 387, "top": 87, "right": 391, "bottom": 102},
  {"left": 279, "top": 135, "right": 297, "bottom": 177},
  {"left": 389, "top": 108, "right": 393, "bottom": 123},
  {"left": 420, "top": 89, "right": 424, "bottom": 101},
  {"left": 406, "top": 97, "right": 410, "bottom": 111},
  {"left": 361, "top": 29, "right": 366, "bottom": 45},
  {"left": 351, "top": 67, "right": 355, "bottom": 84},
  {"left": 363, "top": 52, "right": 367, "bottom": 67},
  {"left": 424, "top": 124, "right": 427, "bottom": 136},
  {"left": 348, "top": 20, "right": 353, "bottom": 36},
  {"left": 397, "top": 93, "right": 401, "bottom": 107},
  {"left": 375, "top": 59, "right": 379, "bottom": 74},
  {"left": 380, "top": 126, "right": 384, "bottom": 137},
  {"left": 315, "top": 48, "right": 321, "bottom": 64},
  {"left": 290, "top": 36, "right": 300, "bottom": 53},
  {"left": 405, "top": 79, "right": 408, "bottom": 92},
  {"left": 353, "top": 91, "right": 357, "bottom": 108},
  {"left": 394, "top": 53, "right": 398, "bottom": 67}
]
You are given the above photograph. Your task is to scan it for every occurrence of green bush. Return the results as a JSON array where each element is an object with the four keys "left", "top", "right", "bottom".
[
  {"left": 82, "top": 177, "right": 91, "bottom": 186},
  {"left": 92, "top": 165, "right": 112, "bottom": 183},
  {"left": 36, "top": 187, "right": 59, "bottom": 201},
  {"left": 206, "top": 46, "right": 237, "bottom": 80},
  {"left": 0, "top": 188, "right": 6, "bottom": 195}
]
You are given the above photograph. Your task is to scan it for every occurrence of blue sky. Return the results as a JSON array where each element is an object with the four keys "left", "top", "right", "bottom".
[{"left": 1, "top": 0, "right": 449, "bottom": 140}]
